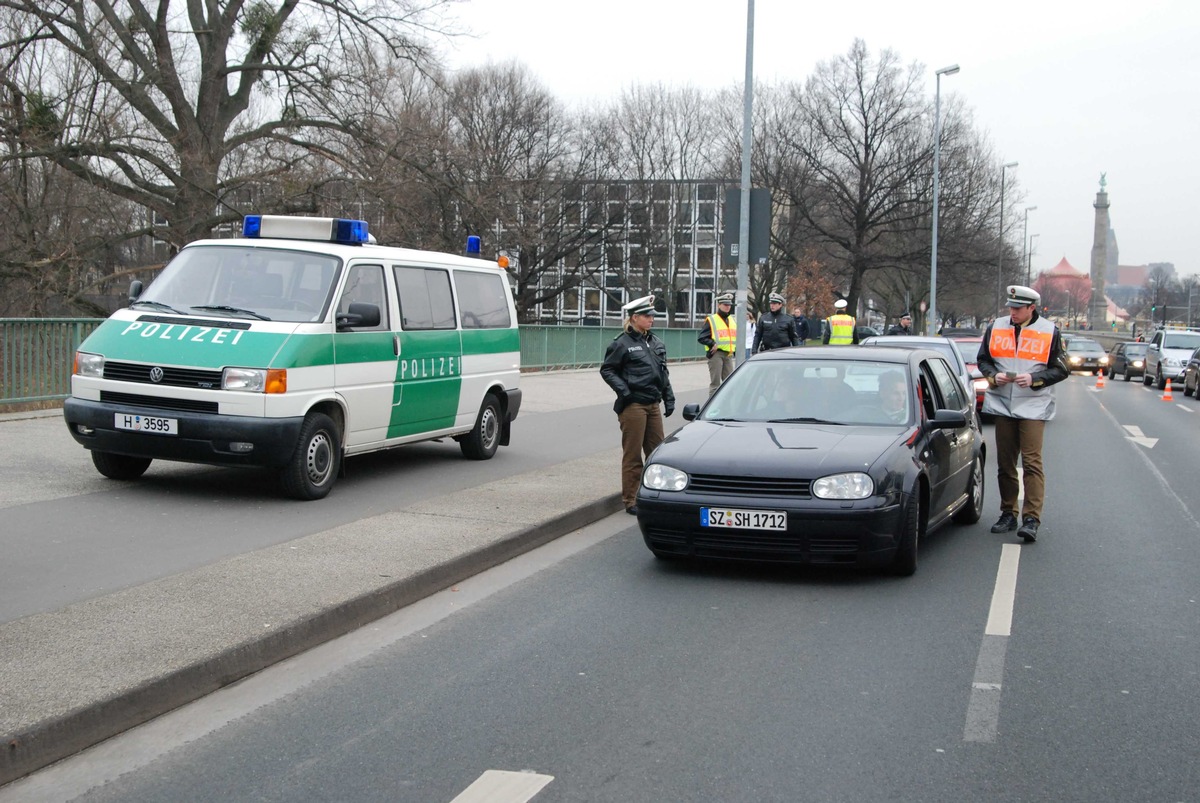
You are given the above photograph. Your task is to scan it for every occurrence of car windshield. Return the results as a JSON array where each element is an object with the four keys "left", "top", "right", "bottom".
[
  {"left": 863, "top": 337, "right": 962, "bottom": 373},
  {"left": 701, "top": 359, "right": 912, "bottom": 426},
  {"left": 1123, "top": 344, "right": 1148, "bottom": 356},
  {"left": 1163, "top": 332, "right": 1200, "bottom": 350},
  {"left": 951, "top": 339, "right": 982, "bottom": 364},
  {"left": 137, "top": 245, "right": 341, "bottom": 323},
  {"left": 1068, "top": 339, "right": 1102, "bottom": 352}
]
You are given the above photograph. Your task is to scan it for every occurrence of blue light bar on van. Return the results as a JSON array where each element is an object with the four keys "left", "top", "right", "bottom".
[{"left": 242, "top": 215, "right": 369, "bottom": 245}]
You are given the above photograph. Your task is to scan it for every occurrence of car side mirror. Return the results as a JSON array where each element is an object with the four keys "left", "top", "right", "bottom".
[
  {"left": 128, "top": 279, "right": 143, "bottom": 304},
  {"left": 336, "top": 301, "right": 381, "bottom": 330},
  {"left": 682, "top": 403, "right": 701, "bottom": 421},
  {"left": 929, "top": 409, "right": 967, "bottom": 429}
]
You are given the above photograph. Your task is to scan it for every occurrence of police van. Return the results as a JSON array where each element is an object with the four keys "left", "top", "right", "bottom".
[{"left": 63, "top": 215, "right": 522, "bottom": 499}]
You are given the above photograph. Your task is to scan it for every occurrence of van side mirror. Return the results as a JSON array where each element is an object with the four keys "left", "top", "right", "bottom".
[
  {"left": 128, "top": 280, "right": 143, "bottom": 304},
  {"left": 336, "top": 302, "right": 381, "bottom": 330}
]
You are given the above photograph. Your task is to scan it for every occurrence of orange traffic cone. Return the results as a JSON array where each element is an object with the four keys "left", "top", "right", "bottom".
[
  {"left": 1096, "top": 371, "right": 1106, "bottom": 389},
  {"left": 1162, "top": 379, "right": 1174, "bottom": 401}
]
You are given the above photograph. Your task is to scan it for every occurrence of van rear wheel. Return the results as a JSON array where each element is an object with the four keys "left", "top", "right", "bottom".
[
  {"left": 460, "top": 394, "right": 501, "bottom": 460},
  {"left": 281, "top": 412, "right": 341, "bottom": 500},
  {"left": 91, "top": 451, "right": 152, "bottom": 481}
]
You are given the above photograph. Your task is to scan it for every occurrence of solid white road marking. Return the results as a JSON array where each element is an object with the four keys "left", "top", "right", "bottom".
[
  {"left": 985, "top": 544, "right": 1022, "bottom": 637},
  {"left": 1177, "top": 404, "right": 1192, "bottom": 412},
  {"left": 449, "top": 770, "right": 554, "bottom": 803},
  {"left": 964, "top": 544, "right": 1023, "bottom": 743}
]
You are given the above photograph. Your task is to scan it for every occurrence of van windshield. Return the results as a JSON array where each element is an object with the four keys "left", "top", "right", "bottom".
[{"left": 137, "top": 245, "right": 341, "bottom": 323}]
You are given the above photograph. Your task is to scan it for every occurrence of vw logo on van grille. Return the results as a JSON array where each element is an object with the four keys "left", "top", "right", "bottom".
[{"left": 149, "top": 366, "right": 164, "bottom": 383}]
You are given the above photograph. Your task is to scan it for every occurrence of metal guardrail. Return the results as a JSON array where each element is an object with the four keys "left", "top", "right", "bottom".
[
  {"left": 1, "top": 319, "right": 706, "bottom": 407},
  {"left": 1, "top": 319, "right": 102, "bottom": 405}
]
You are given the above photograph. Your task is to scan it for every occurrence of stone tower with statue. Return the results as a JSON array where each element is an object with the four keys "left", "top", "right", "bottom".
[{"left": 1088, "top": 174, "right": 1110, "bottom": 329}]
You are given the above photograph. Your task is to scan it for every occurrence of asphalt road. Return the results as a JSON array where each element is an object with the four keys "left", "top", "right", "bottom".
[
  {"left": 6, "top": 372, "right": 1199, "bottom": 802},
  {"left": 0, "top": 368, "right": 712, "bottom": 623}
]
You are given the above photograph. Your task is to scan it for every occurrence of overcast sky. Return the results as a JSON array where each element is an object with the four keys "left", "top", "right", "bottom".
[{"left": 444, "top": 0, "right": 1199, "bottom": 280}]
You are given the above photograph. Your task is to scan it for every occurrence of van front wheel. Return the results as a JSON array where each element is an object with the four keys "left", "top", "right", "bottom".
[
  {"left": 282, "top": 412, "right": 341, "bottom": 500},
  {"left": 460, "top": 394, "right": 501, "bottom": 460},
  {"left": 92, "top": 451, "right": 152, "bottom": 480}
]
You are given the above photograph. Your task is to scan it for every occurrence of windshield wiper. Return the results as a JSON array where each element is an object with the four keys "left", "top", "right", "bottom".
[
  {"left": 130, "top": 300, "right": 185, "bottom": 314},
  {"left": 705, "top": 416, "right": 744, "bottom": 422},
  {"left": 767, "top": 417, "right": 844, "bottom": 425},
  {"left": 191, "top": 304, "right": 271, "bottom": 321}
]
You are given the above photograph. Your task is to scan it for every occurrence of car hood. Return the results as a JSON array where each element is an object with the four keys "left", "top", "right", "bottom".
[{"left": 653, "top": 420, "right": 909, "bottom": 476}]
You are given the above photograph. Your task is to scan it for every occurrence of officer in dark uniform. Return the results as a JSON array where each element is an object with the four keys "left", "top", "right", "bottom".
[
  {"left": 753, "top": 292, "right": 800, "bottom": 353},
  {"left": 886, "top": 312, "right": 913, "bottom": 336},
  {"left": 600, "top": 295, "right": 676, "bottom": 515}
]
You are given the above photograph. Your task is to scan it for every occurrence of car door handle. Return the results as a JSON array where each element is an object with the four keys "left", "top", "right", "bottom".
[{"left": 393, "top": 334, "right": 401, "bottom": 357}]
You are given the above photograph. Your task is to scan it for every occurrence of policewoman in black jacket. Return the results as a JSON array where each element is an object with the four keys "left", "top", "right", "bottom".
[
  {"left": 600, "top": 295, "right": 676, "bottom": 515},
  {"left": 753, "top": 292, "right": 800, "bottom": 352}
]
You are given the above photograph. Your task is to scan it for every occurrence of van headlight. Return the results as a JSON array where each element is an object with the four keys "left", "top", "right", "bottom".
[
  {"left": 812, "top": 472, "right": 873, "bottom": 500},
  {"left": 643, "top": 464, "right": 688, "bottom": 491},
  {"left": 75, "top": 351, "right": 104, "bottom": 377},
  {"left": 222, "top": 367, "right": 287, "bottom": 393}
]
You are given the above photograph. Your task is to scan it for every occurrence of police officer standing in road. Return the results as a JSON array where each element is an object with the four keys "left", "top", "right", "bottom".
[
  {"left": 601, "top": 295, "right": 675, "bottom": 516},
  {"left": 976, "top": 285, "right": 1069, "bottom": 543},
  {"left": 699, "top": 293, "right": 737, "bottom": 395},
  {"left": 887, "top": 312, "right": 913, "bottom": 336},
  {"left": 822, "top": 299, "right": 859, "bottom": 345},
  {"left": 753, "top": 292, "right": 800, "bottom": 353}
]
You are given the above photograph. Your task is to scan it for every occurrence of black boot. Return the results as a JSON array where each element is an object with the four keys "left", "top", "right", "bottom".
[
  {"left": 990, "top": 511, "right": 1018, "bottom": 533},
  {"left": 1018, "top": 517, "right": 1039, "bottom": 542}
]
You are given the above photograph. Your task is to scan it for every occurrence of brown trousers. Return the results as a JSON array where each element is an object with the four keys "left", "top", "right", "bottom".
[
  {"left": 993, "top": 416, "right": 1046, "bottom": 520},
  {"left": 618, "top": 402, "right": 665, "bottom": 509},
  {"left": 707, "top": 350, "right": 735, "bottom": 395}
]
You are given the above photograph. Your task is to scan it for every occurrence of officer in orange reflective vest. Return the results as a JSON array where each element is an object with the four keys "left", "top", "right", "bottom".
[
  {"left": 976, "top": 285, "right": 1069, "bottom": 543},
  {"left": 698, "top": 293, "right": 737, "bottom": 395},
  {"left": 822, "top": 299, "right": 859, "bottom": 345}
]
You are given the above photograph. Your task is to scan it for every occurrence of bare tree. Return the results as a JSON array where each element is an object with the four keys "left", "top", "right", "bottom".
[{"left": 0, "top": 0, "right": 454, "bottom": 252}]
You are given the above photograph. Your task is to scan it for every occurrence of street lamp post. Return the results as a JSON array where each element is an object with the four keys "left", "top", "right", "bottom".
[
  {"left": 1026, "top": 233, "right": 1040, "bottom": 287},
  {"left": 996, "top": 161, "right": 1019, "bottom": 311},
  {"left": 928, "top": 63, "right": 959, "bottom": 336},
  {"left": 1021, "top": 205, "right": 1037, "bottom": 286}
]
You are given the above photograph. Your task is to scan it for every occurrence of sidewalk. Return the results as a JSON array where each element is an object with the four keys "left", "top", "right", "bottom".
[{"left": 0, "top": 361, "right": 710, "bottom": 786}]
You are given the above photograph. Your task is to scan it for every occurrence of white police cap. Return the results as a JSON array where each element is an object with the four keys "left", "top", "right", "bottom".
[
  {"left": 1005, "top": 285, "right": 1040, "bottom": 307},
  {"left": 623, "top": 294, "right": 656, "bottom": 316}
]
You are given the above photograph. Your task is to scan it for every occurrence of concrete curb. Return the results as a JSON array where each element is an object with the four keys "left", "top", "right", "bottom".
[{"left": 0, "top": 451, "right": 624, "bottom": 786}]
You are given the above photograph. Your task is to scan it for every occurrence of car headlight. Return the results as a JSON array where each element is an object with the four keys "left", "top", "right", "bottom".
[
  {"left": 1069, "top": 356, "right": 1082, "bottom": 364},
  {"left": 643, "top": 463, "right": 688, "bottom": 491},
  {"left": 812, "top": 472, "right": 873, "bottom": 500},
  {"left": 1166, "top": 358, "right": 1181, "bottom": 368},
  {"left": 1132, "top": 360, "right": 1143, "bottom": 368},
  {"left": 75, "top": 351, "right": 104, "bottom": 377},
  {"left": 1099, "top": 356, "right": 1109, "bottom": 364},
  {"left": 222, "top": 367, "right": 287, "bottom": 393}
]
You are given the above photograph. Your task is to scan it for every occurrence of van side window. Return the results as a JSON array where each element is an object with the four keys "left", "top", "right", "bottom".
[
  {"left": 393, "top": 266, "right": 455, "bottom": 330},
  {"left": 338, "top": 264, "right": 388, "bottom": 330},
  {"left": 454, "top": 270, "right": 514, "bottom": 329}
]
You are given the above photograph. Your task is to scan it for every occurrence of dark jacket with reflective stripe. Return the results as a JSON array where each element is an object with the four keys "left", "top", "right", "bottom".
[{"left": 754, "top": 311, "right": 800, "bottom": 351}]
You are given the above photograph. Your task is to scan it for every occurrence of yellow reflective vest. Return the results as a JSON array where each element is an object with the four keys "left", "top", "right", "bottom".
[
  {"left": 827, "top": 313, "right": 856, "bottom": 345},
  {"left": 705, "top": 313, "right": 737, "bottom": 352}
]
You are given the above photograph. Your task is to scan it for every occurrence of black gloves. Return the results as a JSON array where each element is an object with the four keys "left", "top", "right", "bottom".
[{"left": 664, "top": 403, "right": 675, "bottom": 417}]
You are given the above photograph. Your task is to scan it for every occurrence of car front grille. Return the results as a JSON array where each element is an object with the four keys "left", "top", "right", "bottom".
[
  {"left": 105, "top": 361, "right": 224, "bottom": 389},
  {"left": 100, "top": 390, "right": 219, "bottom": 414},
  {"left": 641, "top": 524, "right": 860, "bottom": 564},
  {"left": 687, "top": 473, "right": 811, "bottom": 498}
]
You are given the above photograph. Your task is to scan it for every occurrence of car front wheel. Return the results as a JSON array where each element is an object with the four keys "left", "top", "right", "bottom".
[
  {"left": 889, "top": 486, "right": 921, "bottom": 577},
  {"left": 1156, "top": 370, "right": 1167, "bottom": 390}
]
